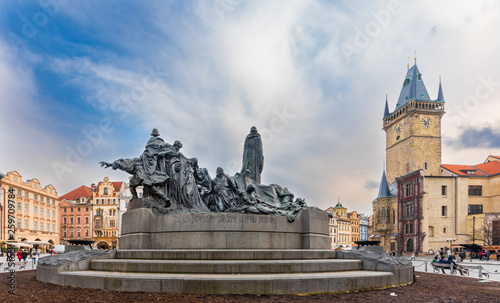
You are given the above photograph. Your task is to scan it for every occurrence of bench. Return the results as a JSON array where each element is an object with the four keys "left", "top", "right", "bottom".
[{"left": 431, "top": 262, "right": 465, "bottom": 275}]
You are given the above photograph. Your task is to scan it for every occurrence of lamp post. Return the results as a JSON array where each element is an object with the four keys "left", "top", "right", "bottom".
[{"left": 472, "top": 216, "right": 475, "bottom": 245}]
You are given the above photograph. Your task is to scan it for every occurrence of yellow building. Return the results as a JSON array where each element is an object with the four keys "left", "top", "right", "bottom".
[
  {"left": 348, "top": 211, "right": 360, "bottom": 245},
  {"left": 332, "top": 202, "right": 351, "bottom": 248},
  {"left": 0, "top": 171, "right": 60, "bottom": 250},
  {"left": 92, "top": 177, "right": 124, "bottom": 249}
]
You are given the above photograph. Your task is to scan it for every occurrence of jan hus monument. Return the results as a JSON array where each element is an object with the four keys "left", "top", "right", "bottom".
[{"left": 100, "top": 127, "right": 332, "bottom": 249}]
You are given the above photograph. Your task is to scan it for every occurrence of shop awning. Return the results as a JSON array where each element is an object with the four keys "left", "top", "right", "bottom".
[
  {"left": 5, "top": 242, "right": 32, "bottom": 247},
  {"left": 28, "top": 241, "right": 51, "bottom": 245}
]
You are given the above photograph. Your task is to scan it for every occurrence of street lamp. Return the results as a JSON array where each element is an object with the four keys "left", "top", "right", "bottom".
[
  {"left": 472, "top": 216, "right": 475, "bottom": 245},
  {"left": 446, "top": 238, "right": 456, "bottom": 254}
]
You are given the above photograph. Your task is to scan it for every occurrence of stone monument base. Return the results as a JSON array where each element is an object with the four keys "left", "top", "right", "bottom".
[{"left": 119, "top": 205, "right": 331, "bottom": 249}]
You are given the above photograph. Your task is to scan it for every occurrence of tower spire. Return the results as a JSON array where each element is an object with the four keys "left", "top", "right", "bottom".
[
  {"left": 407, "top": 57, "right": 409, "bottom": 71},
  {"left": 384, "top": 94, "right": 389, "bottom": 118},
  {"left": 437, "top": 75, "right": 445, "bottom": 102},
  {"left": 414, "top": 50, "right": 417, "bottom": 64}
]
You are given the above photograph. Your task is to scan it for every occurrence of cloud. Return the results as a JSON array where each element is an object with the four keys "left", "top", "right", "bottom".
[
  {"left": 364, "top": 180, "right": 379, "bottom": 190},
  {"left": 447, "top": 125, "right": 500, "bottom": 149}
]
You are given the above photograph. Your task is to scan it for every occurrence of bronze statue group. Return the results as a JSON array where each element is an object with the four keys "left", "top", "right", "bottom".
[{"left": 101, "top": 127, "right": 328, "bottom": 222}]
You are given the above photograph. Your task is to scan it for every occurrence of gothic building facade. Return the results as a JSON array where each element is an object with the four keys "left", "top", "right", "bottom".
[{"left": 373, "top": 60, "right": 500, "bottom": 255}]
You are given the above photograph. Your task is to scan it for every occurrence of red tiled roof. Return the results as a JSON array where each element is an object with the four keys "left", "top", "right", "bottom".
[
  {"left": 475, "top": 161, "right": 500, "bottom": 176},
  {"left": 59, "top": 185, "right": 93, "bottom": 201},
  {"left": 441, "top": 161, "right": 500, "bottom": 177}
]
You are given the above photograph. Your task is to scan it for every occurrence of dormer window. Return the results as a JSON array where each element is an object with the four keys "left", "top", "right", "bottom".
[
  {"left": 420, "top": 93, "right": 425, "bottom": 98},
  {"left": 417, "top": 73, "right": 422, "bottom": 81},
  {"left": 403, "top": 78, "right": 411, "bottom": 87}
]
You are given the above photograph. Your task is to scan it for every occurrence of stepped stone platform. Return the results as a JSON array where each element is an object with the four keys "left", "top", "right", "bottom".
[
  {"left": 37, "top": 248, "right": 413, "bottom": 295},
  {"left": 37, "top": 209, "right": 413, "bottom": 294}
]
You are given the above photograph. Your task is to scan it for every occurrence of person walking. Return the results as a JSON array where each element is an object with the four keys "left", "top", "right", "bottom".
[
  {"left": 21, "top": 250, "right": 28, "bottom": 262},
  {"left": 37, "top": 248, "right": 41, "bottom": 257},
  {"left": 32, "top": 250, "right": 37, "bottom": 265},
  {"left": 479, "top": 250, "right": 483, "bottom": 261},
  {"left": 16, "top": 250, "right": 22, "bottom": 262},
  {"left": 50, "top": 248, "right": 53, "bottom": 255}
]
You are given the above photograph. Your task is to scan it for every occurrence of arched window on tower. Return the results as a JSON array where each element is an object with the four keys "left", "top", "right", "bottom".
[{"left": 382, "top": 207, "right": 386, "bottom": 223}]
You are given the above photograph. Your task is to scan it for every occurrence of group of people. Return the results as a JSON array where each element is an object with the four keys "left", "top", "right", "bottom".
[
  {"left": 16, "top": 248, "right": 41, "bottom": 264},
  {"left": 432, "top": 254, "right": 466, "bottom": 275},
  {"left": 478, "top": 249, "right": 500, "bottom": 261}
]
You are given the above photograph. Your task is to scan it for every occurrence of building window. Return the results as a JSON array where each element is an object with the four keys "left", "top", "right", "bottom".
[
  {"left": 17, "top": 202, "right": 22, "bottom": 211},
  {"left": 86, "top": 207, "right": 89, "bottom": 212},
  {"left": 77, "top": 230, "right": 81, "bottom": 238},
  {"left": 24, "top": 220, "right": 29, "bottom": 229},
  {"left": 25, "top": 204, "right": 29, "bottom": 212},
  {"left": 468, "top": 185, "right": 482, "bottom": 196},
  {"left": 18, "top": 189, "right": 22, "bottom": 195},
  {"left": 64, "top": 208, "right": 67, "bottom": 213},
  {"left": 443, "top": 227, "right": 446, "bottom": 233},
  {"left": 71, "top": 208, "right": 74, "bottom": 213},
  {"left": 104, "top": 188, "right": 108, "bottom": 195},
  {"left": 85, "top": 229, "right": 89, "bottom": 237},
  {"left": 25, "top": 192, "right": 29, "bottom": 198},
  {"left": 442, "top": 206, "right": 447, "bottom": 216},
  {"left": 63, "top": 217, "right": 67, "bottom": 225},
  {"left": 63, "top": 230, "right": 67, "bottom": 238},
  {"left": 404, "top": 182, "right": 414, "bottom": 197},
  {"left": 52, "top": 224, "right": 55, "bottom": 232},
  {"left": 17, "top": 218, "right": 21, "bottom": 229},
  {"left": 424, "top": 162, "right": 428, "bottom": 169},
  {"left": 108, "top": 199, "right": 110, "bottom": 204},
  {"left": 77, "top": 217, "right": 81, "bottom": 225},
  {"left": 468, "top": 204, "right": 483, "bottom": 215},
  {"left": 34, "top": 206, "right": 38, "bottom": 215},
  {"left": 70, "top": 229, "right": 73, "bottom": 238},
  {"left": 40, "top": 207, "right": 44, "bottom": 216},
  {"left": 40, "top": 222, "right": 44, "bottom": 231},
  {"left": 441, "top": 185, "right": 447, "bottom": 196},
  {"left": 34, "top": 221, "right": 38, "bottom": 231},
  {"left": 52, "top": 210, "right": 55, "bottom": 218},
  {"left": 77, "top": 207, "right": 81, "bottom": 212},
  {"left": 85, "top": 216, "right": 89, "bottom": 224},
  {"left": 429, "top": 226, "right": 434, "bottom": 237},
  {"left": 47, "top": 209, "right": 50, "bottom": 217},
  {"left": 70, "top": 217, "right": 74, "bottom": 225},
  {"left": 40, "top": 196, "right": 44, "bottom": 203},
  {"left": 110, "top": 220, "right": 115, "bottom": 227}
]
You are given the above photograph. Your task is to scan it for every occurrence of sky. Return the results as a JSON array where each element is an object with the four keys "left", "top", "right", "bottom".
[{"left": 1, "top": 0, "right": 500, "bottom": 215}]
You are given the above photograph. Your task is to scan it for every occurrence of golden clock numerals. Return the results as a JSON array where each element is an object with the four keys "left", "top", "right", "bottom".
[
  {"left": 394, "top": 123, "right": 403, "bottom": 135},
  {"left": 421, "top": 117, "right": 431, "bottom": 129}
]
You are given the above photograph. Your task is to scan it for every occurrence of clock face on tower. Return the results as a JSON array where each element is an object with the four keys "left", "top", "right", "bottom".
[
  {"left": 421, "top": 117, "right": 432, "bottom": 129},
  {"left": 394, "top": 123, "right": 403, "bottom": 135}
]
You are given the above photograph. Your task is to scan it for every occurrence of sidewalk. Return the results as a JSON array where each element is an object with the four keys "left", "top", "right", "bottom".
[{"left": 0, "top": 253, "right": 52, "bottom": 272}]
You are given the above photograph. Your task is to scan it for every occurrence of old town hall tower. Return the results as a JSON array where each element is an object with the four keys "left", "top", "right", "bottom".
[{"left": 383, "top": 62, "right": 445, "bottom": 184}]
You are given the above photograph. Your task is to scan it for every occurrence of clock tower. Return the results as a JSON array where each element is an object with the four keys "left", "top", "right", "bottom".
[{"left": 383, "top": 63, "right": 445, "bottom": 184}]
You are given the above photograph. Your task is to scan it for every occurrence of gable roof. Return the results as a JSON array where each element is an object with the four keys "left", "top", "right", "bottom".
[
  {"left": 59, "top": 185, "right": 93, "bottom": 201},
  {"left": 441, "top": 161, "right": 500, "bottom": 177},
  {"left": 96, "top": 181, "right": 124, "bottom": 192}
]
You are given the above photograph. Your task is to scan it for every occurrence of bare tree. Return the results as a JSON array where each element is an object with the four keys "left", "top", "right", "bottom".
[{"left": 473, "top": 215, "right": 500, "bottom": 245}]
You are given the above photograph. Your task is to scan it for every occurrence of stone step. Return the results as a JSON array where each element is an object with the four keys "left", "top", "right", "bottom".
[
  {"left": 60, "top": 270, "right": 394, "bottom": 294},
  {"left": 116, "top": 249, "right": 337, "bottom": 260},
  {"left": 90, "top": 258, "right": 362, "bottom": 274}
]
